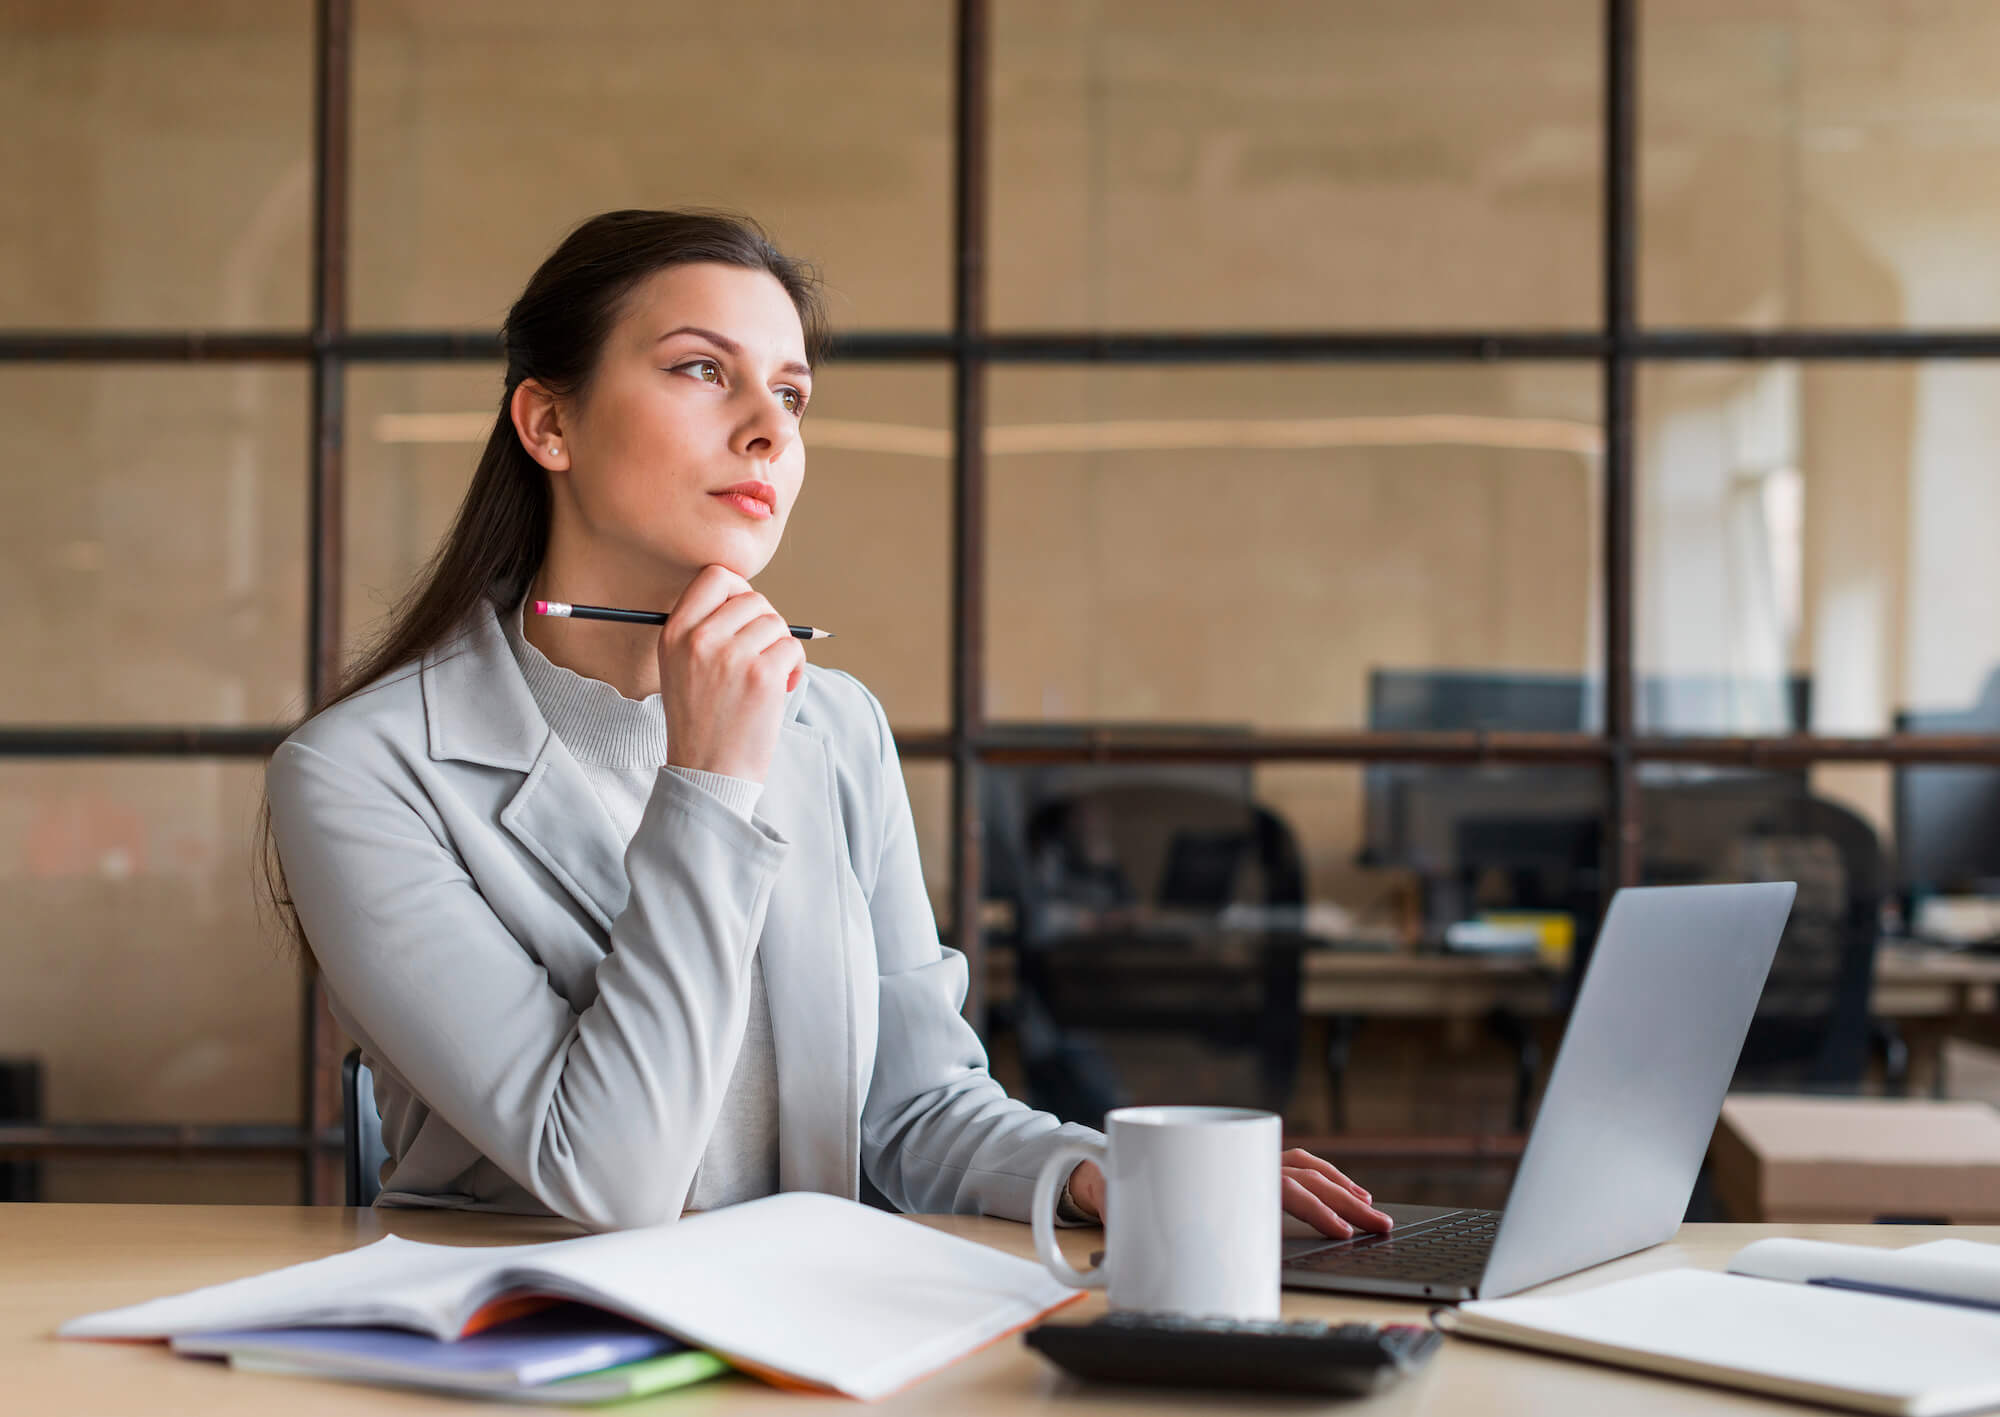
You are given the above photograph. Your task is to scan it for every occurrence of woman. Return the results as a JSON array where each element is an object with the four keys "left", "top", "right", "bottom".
[{"left": 263, "top": 208, "right": 1392, "bottom": 1237}]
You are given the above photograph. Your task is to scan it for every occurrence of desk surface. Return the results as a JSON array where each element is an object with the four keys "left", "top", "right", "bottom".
[{"left": 9, "top": 1203, "right": 1997, "bottom": 1415}]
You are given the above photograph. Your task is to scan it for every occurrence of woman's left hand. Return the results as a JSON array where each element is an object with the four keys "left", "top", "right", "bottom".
[{"left": 1065, "top": 1150, "right": 1394, "bottom": 1238}]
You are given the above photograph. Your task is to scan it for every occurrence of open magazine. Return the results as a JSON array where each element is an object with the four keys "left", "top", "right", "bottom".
[{"left": 61, "top": 1192, "right": 1082, "bottom": 1401}]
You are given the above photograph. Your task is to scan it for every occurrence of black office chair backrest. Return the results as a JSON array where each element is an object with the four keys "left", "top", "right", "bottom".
[
  {"left": 342, "top": 1049, "right": 389, "bottom": 1208},
  {"left": 1014, "top": 783, "right": 1307, "bottom": 1127},
  {"left": 1024, "top": 782, "right": 1305, "bottom": 916},
  {"left": 1642, "top": 783, "right": 1883, "bottom": 1089}
]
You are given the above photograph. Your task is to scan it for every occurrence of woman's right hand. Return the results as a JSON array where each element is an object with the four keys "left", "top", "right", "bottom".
[{"left": 659, "top": 565, "right": 807, "bottom": 785}]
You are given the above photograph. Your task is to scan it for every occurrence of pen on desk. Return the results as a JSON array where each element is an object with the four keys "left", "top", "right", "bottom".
[{"left": 532, "top": 599, "right": 834, "bottom": 640}]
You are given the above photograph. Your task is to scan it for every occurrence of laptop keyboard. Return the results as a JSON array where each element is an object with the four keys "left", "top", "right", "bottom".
[{"left": 1286, "top": 1209, "right": 1501, "bottom": 1286}]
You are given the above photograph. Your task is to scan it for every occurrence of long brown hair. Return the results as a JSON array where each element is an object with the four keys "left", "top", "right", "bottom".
[{"left": 257, "top": 209, "right": 827, "bottom": 955}]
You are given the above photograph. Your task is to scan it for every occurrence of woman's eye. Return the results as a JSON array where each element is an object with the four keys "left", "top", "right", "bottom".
[
  {"left": 677, "top": 359, "right": 722, "bottom": 383},
  {"left": 779, "top": 387, "right": 807, "bottom": 415}
]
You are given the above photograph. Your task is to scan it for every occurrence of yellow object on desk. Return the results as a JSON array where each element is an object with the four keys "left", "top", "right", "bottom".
[{"left": 1477, "top": 911, "right": 1576, "bottom": 968}]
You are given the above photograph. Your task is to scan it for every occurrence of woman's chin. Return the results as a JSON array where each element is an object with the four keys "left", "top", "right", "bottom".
[{"left": 688, "top": 541, "right": 775, "bottom": 582}]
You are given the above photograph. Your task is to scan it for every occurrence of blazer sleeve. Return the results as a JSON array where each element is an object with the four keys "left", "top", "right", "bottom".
[
  {"left": 267, "top": 738, "right": 787, "bottom": 1232},
  {"left": 848, "top": 683, "right": 1103, "bottom": 1219}
]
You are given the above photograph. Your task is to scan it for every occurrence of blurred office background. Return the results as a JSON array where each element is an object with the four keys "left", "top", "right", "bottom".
[{"left": 6, "top": 0, "right": 2000, "bottom": 1210}]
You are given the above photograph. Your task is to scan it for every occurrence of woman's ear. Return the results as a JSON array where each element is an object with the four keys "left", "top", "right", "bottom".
[{"left": 509, "top": 379, "right": 571, "bottom": 472}]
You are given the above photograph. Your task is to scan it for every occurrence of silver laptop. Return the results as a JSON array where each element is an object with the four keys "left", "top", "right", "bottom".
[{"left": 1283, "top": 882, "right": 1796, "bottom": 1302}]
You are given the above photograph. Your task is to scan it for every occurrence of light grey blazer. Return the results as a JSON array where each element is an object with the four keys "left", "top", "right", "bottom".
[{"left": 266, "top": 596, "right": 1097, "bottom": 1231}]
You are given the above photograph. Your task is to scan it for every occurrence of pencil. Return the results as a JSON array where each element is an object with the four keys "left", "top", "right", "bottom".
[{"left": 532, "top": 599, "right": 833, "bottom": 640}]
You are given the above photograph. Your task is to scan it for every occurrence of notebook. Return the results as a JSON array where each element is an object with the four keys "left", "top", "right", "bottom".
[
  {"left": 172, "top": 1307, "right": 729, "bottom": 1404},
  {"left": 1451, "top": 1241, "right": 2000, "bottom": 1417},
  {"left": 62, "top": 1192, "right": 1082, "bottom": 1401}
]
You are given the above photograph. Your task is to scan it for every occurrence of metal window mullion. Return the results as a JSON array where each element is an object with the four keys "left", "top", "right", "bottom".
[
  {"left": 948, "top": 0, "right": 992, "bottom": 1035},
  {"left": 18, "top": 328, "right": 2000, "bottom": 366},
  {"left": 0, "top": 1124, "right": 316, "bottom": 1164},
  {"left": 1603, "top": 0, "right": 1640, "bottom": 891},
  {"left": 300, "top": 0, "right": 354, "bottom": 1207},
  {"left": 8, "top": 725, "right": 1999, "bottom": 767}
]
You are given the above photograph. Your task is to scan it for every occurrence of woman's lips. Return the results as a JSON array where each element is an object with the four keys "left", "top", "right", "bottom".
[{"left": 711, "top": 490, "right": 774, "bottom": 520}]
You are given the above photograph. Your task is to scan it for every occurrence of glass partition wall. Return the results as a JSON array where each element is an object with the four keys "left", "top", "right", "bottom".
[{"left": 6, "top": 0, "right": 2000, "bottom": 1201}]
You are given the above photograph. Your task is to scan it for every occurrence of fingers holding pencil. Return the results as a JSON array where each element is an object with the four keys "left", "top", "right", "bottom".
[
  {"left": 532, "top": 597, "right": 831, "bottom": 640},
  {"left": 541, "top": 567, "right": 818, "bottom": 786}
]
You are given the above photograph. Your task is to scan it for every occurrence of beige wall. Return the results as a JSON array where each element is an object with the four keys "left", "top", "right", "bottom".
[
  {"left": 990, "top": 0, "right": 1601, "bottom": 330},
  {"left": 1644, "top": 0, "right": 2000, "bottom": 328},
  {"left": 0, "top": 2, "right": 311, "bottom": 329},
  {"left": 2, "top": 367, "right": 308, "bottom": 724},
  {"left": 7, "top": 1, "right": 2000, "bottom": 1195},
  {"left": 0, "top": 760, "right": 299, "bottom": 1199}
]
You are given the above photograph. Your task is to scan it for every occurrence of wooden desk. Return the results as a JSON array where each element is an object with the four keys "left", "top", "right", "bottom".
[
  {"left": 9, "top": 1202, "right": 1999, "bottom": 1414},
  {"left": 1872, "top": 942, "right": 2000, "bottom": 1019},
  {"left": 1299, "top": 951, "right": 1556, "bottom": 1019}
]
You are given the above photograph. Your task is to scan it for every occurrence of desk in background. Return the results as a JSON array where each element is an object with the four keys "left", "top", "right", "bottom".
[
  {"left": 985, "top": 930, "right": 2000, "bottom": 1023},
  {"left": 10, "top": 1203, "right": 2000, "bottom": 1415},
  {"left": 983, "top": 935, "right": 2000, "bottom": 1129}
]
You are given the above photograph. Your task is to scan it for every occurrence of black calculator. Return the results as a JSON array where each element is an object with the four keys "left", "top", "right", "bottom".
[{"left": 1024, "top": 1311, "right": 1442, "bottom": 1396}]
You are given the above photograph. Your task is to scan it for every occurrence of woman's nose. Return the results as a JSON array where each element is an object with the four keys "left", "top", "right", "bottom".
[{"left": 735, "top": 390, "right": 796, "bottom": 460}]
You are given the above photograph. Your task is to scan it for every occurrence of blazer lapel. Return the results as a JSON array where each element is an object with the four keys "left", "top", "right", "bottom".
[
  {"left": 754, "top": 721, "right": 863, "bottom": 1200},
  {"left": 498, "top": 733, "right": 632, "bottom": 934},
  {"left": 422, "top": 598, "right": 632, "bottom": 933}
]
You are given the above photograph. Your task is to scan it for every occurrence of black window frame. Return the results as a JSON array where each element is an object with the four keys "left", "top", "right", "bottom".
[{"left": 5, "top": 0, "right": 1999, "bottom": 1201}]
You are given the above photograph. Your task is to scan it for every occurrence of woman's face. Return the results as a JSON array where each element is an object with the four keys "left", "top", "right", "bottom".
[{"left": 558, "top": 262, "right": 811, "bottom": 584}]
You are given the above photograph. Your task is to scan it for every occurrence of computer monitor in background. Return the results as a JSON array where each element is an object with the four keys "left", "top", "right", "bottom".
[
  {"left": 1369, "top": 670, "right": 1591, "bottom": 738},
  {"left": 1365, "top": 668, "right": 1814, "bottom": 743},
  {"left": 1894, "top": 670, "right": 2000, "bottom": 910},
  {"left": 1361, "top": 669, "right": 1814, "bottom": 941},
  {"left": 1361, "top": 672, "right": 1605, "bottom": 937}
]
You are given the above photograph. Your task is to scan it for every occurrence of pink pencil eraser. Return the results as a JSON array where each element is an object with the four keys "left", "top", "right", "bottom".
[{"left": 532, "top": 600, "right": 549, "bottom": 615}]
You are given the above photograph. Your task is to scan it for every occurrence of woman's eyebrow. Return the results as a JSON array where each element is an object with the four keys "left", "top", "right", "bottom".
[{"left": 655, "top": 324, "right": 812, "bottom": 378}]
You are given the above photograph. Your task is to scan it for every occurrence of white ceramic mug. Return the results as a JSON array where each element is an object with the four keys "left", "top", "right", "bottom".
[{"left": 1031, "top": 1105, "right": 1281, "bottom": 1319}]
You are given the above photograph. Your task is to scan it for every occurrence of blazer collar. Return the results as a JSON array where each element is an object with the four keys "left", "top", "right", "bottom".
[
  {"left": 421, "top": 599, "right": 548, "bottom": 773},
  {"left": 421, "top": 595, "right": 807, "bottom": 773}
]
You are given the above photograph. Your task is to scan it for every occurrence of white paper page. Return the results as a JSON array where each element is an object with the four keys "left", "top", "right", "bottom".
[
  {"left": 518, "top": 1193, "right": 1079, "bottom": 1400},
  {"left": 1460, "top": 1269, "right": 2000, "bottom": 1417},
  {"left": 60, "top": 1234, "right": 548, "bottom": 1340}
]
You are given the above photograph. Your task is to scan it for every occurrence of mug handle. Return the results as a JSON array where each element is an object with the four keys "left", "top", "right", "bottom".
[{"left": 1032, "top": 1138, "right": 1110, "bottom": 1290}]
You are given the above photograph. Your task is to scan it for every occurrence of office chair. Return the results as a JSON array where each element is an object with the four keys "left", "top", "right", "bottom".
[
  {"left": 1012, "top": 783, "right": 1308, "bottom": 1130},
  {"left": 342, "top": 1048, "right": 389, "bottom": 1208},
  {"left": 1642, "top": 784, "right": 1893, "bottom": 1092}
]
